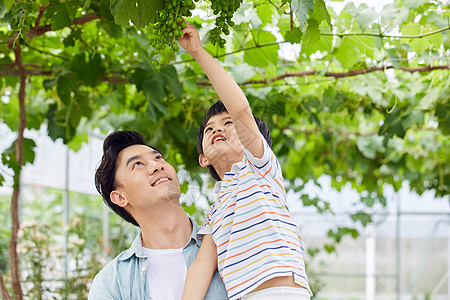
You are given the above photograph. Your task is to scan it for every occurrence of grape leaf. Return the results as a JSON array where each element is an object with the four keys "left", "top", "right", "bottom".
[
  {"left": 354, "top": 4, "right": 377, "bottom": 32},
  {"left": 4, "top": 0, "right": 15, "bottom": 11},
  {"left": 403, "top": 0, "right": 427, "bottom": 10},
  {"left": 110, "top": 0, "right": 163, "bottom": 27},
  {"left": 334, "top": 36, "right": 358, "bottom": 69},
  {"left": 310, "top": 0, "right": 331, "bottom": 30},
  {"left": 284, "top": 27, "right": 302, "bottom": 44},
  {"left": 356, "top": 136, "right": 384, "bottom": 160},
  {"left": 256, "top": 1, "right": 276, "bottom": 23},
  {"left": 291, "top": 0, "right": 315, "bottom": 30},
  {"left": 57, "top": 75, "right": 72, "bottom": 106},
  {"left": 381, "top": 4, "right": 409, "bottom": 26},
  {"left": 243, "top": 30, "right": 278, "bottom": 67},
  {"left": 300, "top": 18, "right": 331, "bottom": 56},
  {"left": 45, "top": 2, "right": 77, "bottom": 30},
  {"left": 350, "top": 212, "right": 372, "bottom": 226}
]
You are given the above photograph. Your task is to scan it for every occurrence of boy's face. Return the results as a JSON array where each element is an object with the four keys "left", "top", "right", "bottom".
[{"left": 199, "top": 111, "right": 244, "bottom": 169}]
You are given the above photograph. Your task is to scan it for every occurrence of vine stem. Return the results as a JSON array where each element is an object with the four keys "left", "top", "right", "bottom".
[
  {"left": 9, "top": 41, "right": 27, "bottom": 300},
  {"left": 0, "top": 273, "right": 13, "bottom": 300},
  {"left": 174, "top": 25, "right": 450, "bottom": 64},
  {"left": 322, "top": 26, "right": 450, "bottom": 39},
  {"left": 196, "top": 65, "right": 450, "bottom": 86}
]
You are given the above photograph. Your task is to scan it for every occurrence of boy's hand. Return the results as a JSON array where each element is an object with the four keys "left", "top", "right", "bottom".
[{"left": 177, "top": 20, "right": 203, "bottom": 56}]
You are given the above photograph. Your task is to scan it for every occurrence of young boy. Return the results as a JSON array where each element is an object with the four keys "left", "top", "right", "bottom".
[{"left": 178, "top": 22, "right": 312, "bottom": 300}]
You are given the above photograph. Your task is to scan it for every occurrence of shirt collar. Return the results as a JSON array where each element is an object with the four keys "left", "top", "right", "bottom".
[
  {"left": 214, "top": 181, "right": 222, "bottom": 194},
  {"left": 119, "top": 216, "right": 199, "bottom": 261}
]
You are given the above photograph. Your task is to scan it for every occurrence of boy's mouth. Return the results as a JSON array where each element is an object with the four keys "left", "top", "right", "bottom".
[{"left": 212, "top": 134, "right": 226, "bottom": 144}]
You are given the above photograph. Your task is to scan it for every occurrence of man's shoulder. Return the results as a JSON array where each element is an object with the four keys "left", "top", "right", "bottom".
[
  {"left": 97, "top": 248, "right": 137, "bottom": 275},
  {"left": 89, "top": 249, "right": 139, "bottom": 299},
  {"left": 92, "top": 251, "right": 123, "bottom": 282}
]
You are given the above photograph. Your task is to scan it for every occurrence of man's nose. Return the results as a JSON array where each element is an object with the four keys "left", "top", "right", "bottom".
[{"left": 149, "top": 161, "right": 164, "bottom": 174}]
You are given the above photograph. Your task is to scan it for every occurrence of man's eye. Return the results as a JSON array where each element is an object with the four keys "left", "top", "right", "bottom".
[
  {"left": 133, "top": 161, "right": 143, "bottom": 168},
  {"left": 155, "top": 155, "right": 163, "bottom": 160}
]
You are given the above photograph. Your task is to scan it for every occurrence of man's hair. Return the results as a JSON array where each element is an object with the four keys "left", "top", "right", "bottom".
[
  {"left": 95, "top": 131, "right": 162, "bottom": 227},
  {"left": 197, "top": 101, "right": 272, "bottom": 181}
]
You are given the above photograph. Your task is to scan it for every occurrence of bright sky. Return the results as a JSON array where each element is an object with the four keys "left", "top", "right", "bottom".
[{"left": 331, "top": 0, "right": 392, "bottom": 14}]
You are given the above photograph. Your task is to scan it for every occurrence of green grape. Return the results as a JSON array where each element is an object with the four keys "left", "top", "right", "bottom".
[
  {"left": 207, "top": 0, "right": 243, "bottom": 47},
  {"left": 150, "top": 0, "right": 196, "bottom": 69}
]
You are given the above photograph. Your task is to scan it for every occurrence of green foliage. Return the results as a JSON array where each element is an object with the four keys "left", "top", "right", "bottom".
[
  {"left": 350, "top": 212, "right": 372, "bottom": 226},
  {"left": 291, "top": 0, "right": 315, "bottom": 30},
  {"left": 0, "top": 222, "right": 9, "bottom": 274},
  {"left": 44, "top": 0, "right": 78, "bottom": 30},
  {"left": 1, "top": 138, "right": 36, "bottom": 187},
  {"left": 0, "top": 0, "right": 449, "bottom": 293},
  {"left": 110, "top": 0, "right": 163, "bottom": 27},
  {"left": 8, "top": 188, "right": 134, "bottom": 299}
]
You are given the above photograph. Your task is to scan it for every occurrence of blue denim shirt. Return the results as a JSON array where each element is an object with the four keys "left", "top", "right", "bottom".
[{"left": 88, "top": 218, "right": 227, "bottom": 299}]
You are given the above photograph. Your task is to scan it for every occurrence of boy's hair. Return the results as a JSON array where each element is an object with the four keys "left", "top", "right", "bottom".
[
  {"left": 95, "top": 131, "right": 162, "bottom": 227},
  {"left": 197, "top": 101, "right": 272, "bottom": 181}
]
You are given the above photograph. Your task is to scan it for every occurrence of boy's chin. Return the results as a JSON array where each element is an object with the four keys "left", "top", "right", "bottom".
[{"left": 212, "top": 153, "right": 243, "bottom": 167}]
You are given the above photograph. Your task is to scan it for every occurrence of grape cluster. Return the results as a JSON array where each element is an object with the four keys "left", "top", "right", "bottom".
[
  {"left": 12, "top": 0, "right": 36, "bottom": 48},
  {"left": 209, "top": 0, "right": 242, "bottom": 47},
  {"left": 150, "top": 0, "right": 196, "bottom": 69}
]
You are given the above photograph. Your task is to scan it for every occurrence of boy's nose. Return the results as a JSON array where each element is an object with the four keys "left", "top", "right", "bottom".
[{"left": 213, "top": 127, "right": 223, "bottom": 134}]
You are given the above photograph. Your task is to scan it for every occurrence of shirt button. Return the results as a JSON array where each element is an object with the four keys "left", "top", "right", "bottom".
[{"left": 142, "top": 267, "right": 146, "bottom": 272}]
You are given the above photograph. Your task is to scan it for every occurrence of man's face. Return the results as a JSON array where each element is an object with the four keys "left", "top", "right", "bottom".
[
  {"left": 113, "top": 145, "right": 181, "bottom": 211},
  {"left": 200, "top": 111, "right": 244, "bottom": 169}
]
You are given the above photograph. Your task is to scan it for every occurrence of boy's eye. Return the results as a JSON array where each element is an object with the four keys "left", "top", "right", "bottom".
[
  {"left": 205, "top": 127, "right": 212, "bottom": 133},
  {"left": 225, "top": 120, "right": 233, "bottom": 125}
]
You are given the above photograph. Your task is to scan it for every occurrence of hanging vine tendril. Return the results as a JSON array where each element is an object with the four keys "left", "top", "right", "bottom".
[{"left": 11, "top": 0, "right": 35, "bottom": 49}]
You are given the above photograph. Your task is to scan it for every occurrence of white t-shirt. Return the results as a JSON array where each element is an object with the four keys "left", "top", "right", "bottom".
[{"left": 142, "top": 247, "right": 187, "bottom": 300}]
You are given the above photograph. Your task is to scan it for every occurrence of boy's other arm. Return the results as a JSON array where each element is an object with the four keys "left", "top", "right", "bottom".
[
  {"left": 178, "top": 22, "right": 264, "bottom": 158},
  {"left": 182, "top": 234, "right": 218, "bottom": 300}
]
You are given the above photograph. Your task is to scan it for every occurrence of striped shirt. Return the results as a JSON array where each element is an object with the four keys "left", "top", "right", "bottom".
[{"left": 201, "top": 138, "right": 312, "bottom": 300}]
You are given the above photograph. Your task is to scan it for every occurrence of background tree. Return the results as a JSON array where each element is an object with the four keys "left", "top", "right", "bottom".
[{"left": 0, "top": 0, "right": 449, "bottom": 298}]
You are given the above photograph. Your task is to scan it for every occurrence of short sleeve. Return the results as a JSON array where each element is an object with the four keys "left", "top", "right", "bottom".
[
  {"left": 197, "top": 224, "right": 212, "bottom": 240},
  {"left": 197, "top": 205, "right": 213, "bottom": 239},
  {"left": 242, "top": 135, "right": 281, "bottom": 180}
]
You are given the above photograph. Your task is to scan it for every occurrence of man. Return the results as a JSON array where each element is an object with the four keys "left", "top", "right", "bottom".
[{"left": 88, "top": 131, "right": 227, "bottom": 299}]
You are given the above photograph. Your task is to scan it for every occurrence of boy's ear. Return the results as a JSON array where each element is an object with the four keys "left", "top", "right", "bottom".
[
  {"left": 110, "top": 190, "right": 129, "bottom": 207},
  {"left": 199, "top": 154, "right": 210, "bottom": 168}
]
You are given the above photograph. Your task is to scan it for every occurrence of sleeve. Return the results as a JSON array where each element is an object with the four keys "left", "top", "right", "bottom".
[
  {"left": 196, "top": 205, "right": 213, "bottom": 239},
  {"left": 88, "top": 270, "right": 117, "bottom": 300},
  {"left": 197, "top": 224, "right": 212, "bottom": 239},
  {"left": 241, "top": 135, "right": 282, "bottom": 180}
]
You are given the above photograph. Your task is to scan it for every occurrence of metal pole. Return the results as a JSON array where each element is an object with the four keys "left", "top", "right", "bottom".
[
  {"left": 366, "top": 222, "right": 376, "bottom": 300},
  {"left": 396, "top": 193, "right": 401, "bottom": 300},
  {"left": 102, "top": 205, "right": 110, "bottom": 257},
  {"left": 62, "top": 146, "right": 70, "bottom": 279}
]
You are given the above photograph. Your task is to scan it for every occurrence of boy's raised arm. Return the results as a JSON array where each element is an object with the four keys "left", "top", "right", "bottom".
[{"left": 178, "top": 22, "right": 264, "bottom": 158}]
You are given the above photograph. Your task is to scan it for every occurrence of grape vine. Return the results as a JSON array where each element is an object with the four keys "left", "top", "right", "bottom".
[
  {"left": 209, "top": 0, "right": 242, "bottom": 47},
  {"left": 11, "top": 0, "right": 36, "bottom": 48},
  {"left": 149, "top": 0, "right": 244, "bottom": 67},
  {"left": 150, "top": 0, "right": 195, "bottom": 69}
]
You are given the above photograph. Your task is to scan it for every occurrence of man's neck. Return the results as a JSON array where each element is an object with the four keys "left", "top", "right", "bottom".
[{"left": 139, "top": 208, "right": 192, "bottom": 250}]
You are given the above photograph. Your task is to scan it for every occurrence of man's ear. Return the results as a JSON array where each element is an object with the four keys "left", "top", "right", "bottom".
[
  {"left": 110, "top": 190, "right": 128, "bottom": 207},
  {"left": 199, "top": 154, "right": 210, "bottom": 168}
]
